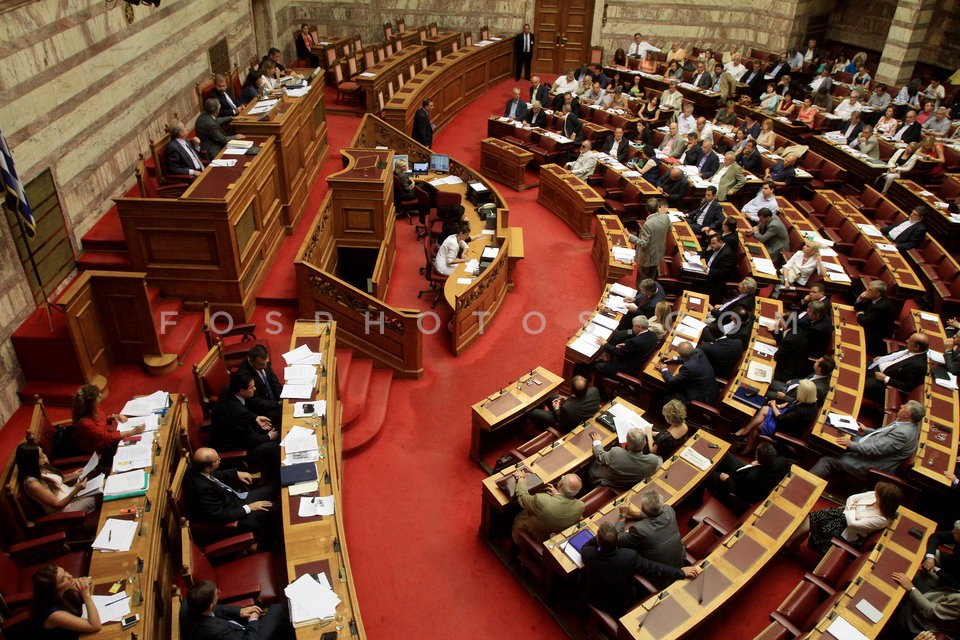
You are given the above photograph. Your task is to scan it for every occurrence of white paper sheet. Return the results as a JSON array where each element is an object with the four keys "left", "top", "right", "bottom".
[
  {"left": 282, "top": 345, "right": 313, "bottom": 365},
  {"left": 85, "top": 595, "right": 131, "bottom": 623},
  {"left": 828, "top": 412, "right": 861, "bottom": 433},
  {"left": 120, "top": 391, "right": 169, "bottom": 416},
  {"left": 825, "top": 615, "right": 869, "bottom": 640},
  {"left": 281, "top": 384, "right": 315, "bottom": 400},
  {"left": 298, "top": 495, "right": 336, "bottom": 517},
  {"left": 569, "top": 334, "right": 601, "bottom": 357},
  {"left": 286, "top": 573, "right": 341, "bottom": 623},
  {"left": 104, "top": 470, "right": 147, "bottom": 495},
  {"left": 118, "top": 414, "right": 159, "bottom": 433},
  {"left": 746, "top": 361, "right": 773, "bottom": 383},
  {"left": 77, "top": 473, "right": 104, "bottom": 497},
  {"left": 609, "top": 283, "right": 638, "bottom": 298},
  {"left": 592, "top": 313, "right": 619, "bottom": 330},
  {"left": 293, "top": 400, "right": 326, "bottom": 418},
  {"left": 92, "top": 518, "right": 138, "bottom": 552}
]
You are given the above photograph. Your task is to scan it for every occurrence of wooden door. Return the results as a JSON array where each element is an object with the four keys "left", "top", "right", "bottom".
[{"left": 533, "top": 0, "right": 595, "bottom": 75}]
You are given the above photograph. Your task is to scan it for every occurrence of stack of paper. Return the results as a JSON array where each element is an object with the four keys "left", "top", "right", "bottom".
[
  {"left": 112, "top": 438, "right": 154, "bottom": 473},
  {"left": 605, "top": 296, "right": 628, "bottom": 313},
  {"left": 104, "top": 469, "right": 148, "bottom": 498},
  {"left": 282, "top": 345, "right": 323, "bottom": 367},
  {"left": 226, "top": 139, "right": 254, "bottom": 149},
  {"left": 609, "top": 283, "right": 638, "bottom": 298},
  {"left": 608, "top": 402, "right": 652, "bottom": 443},
  {"left": 286, "top": 86, "right": 310, "bottom": 97},
  {"left": 569, "top": 333, "right": 601, "bottom": 357},
  {"left": 121, "top": 391, "right": 169, "bottom": 417},
  {"left": 281, "top": 426, "right": 320, "bottom": 465},
  {"left": 298, "top": 496, "right": 335, "bottom": 517},
  {"left": 77, "top": 474, "right": 105, "bottom": 497},
  {"left": 93, "top": 518, "right": 138, "bottom": 552},
  {"left": 753, "top": 342, "right": 778, "bottom": 357},
  {"left": 752, "top": 257, "right": 777, "bottom": 275},
  {"left": 247, "top": 100, "right": 278, "bottom": 115},
  {"left": 285, "top": 365, "right": 318, "bottom": 386},
  {"left": 612, "top": 246, "right": 634, "bottom": 263},
  {"left": 118, "top": 414, "right": 160, "bottom": 433},
  {"left": 936, "top": 372, "right": 959, "bottom": 391},
  {"left": 210, "top": 159, "right": 237, "bottom": 167},
  {"left": 828, "top": 413, "right": 860, "bottom": 433},
  {"left": 857, "top": 223, "right": 883, "bottom": 238},
  {"left": 286, "top": 573, "right": 342, "bottom": 626},
  {"left": 680, "top": 446, "right": 711, "bottom": 471}
]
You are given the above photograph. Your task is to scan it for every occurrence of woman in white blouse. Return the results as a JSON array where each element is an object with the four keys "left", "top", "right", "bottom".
[
  {"left": 875, "top": 106, "right": 900, "bottom": 137},
  {"left": 755, "top": 118, "right": 777, "bottom": 150},
  {"left": 786, "top": 482, "right": 902, "bottom": 554},
  {"left": 878, "top": 141, "right": 921, "bottom": 193},
  {"left": 781, "top": 239, "right": 826, "bottom": 286},
  {"left": 434, "top": 222, "right": 476, "bottom": 277}
]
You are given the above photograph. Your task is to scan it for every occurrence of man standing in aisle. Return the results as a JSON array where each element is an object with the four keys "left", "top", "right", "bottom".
[
  {"left": 413, "top": 99, "right": 435, "bottom": 148},
  {"left": 514, "top": 23, "right": 534, "bottom": 81},
  {"left": 629, "top": 198, "right": 672, "bottom": 283}
]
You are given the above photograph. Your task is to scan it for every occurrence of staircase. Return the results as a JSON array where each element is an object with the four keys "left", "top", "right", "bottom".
[
  {"left": 75, "top": 206, "right": 132, "bottom": 272},
  {"left": 146, "top": 287, "right": 204, "bottom": 373},
  {"left": 336, "top": 348, "right": 393, "bottom": 456}
]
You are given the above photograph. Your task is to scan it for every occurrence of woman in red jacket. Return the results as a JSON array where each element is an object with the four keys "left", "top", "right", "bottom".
[{"left": 71, "top": 384, "right": 144, "bottom": 455}]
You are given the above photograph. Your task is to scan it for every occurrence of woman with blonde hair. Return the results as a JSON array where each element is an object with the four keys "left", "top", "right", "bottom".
[
  {"left": 781, "top": 239, "right": 826, "bottom": 286},
  {"left": 647, "top": 300, "right": 672, "bottom": 339},
  {"left": 645, "top": 399, "right": 689, "bottom": 459},
  {"left": 755, "top": 118, "right": 776, "bottom": 149},
  {"left": 878, "top": 141, "right": 921, "bottom": 193},
  {"left": 732, "top": 379, "right": 818, "bottom": 454},
  {"left": 918, "top": 133, "right": 945, "bottom": 178}
]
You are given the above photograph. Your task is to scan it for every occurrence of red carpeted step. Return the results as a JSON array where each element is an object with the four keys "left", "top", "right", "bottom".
[
  {"left": 75, "top": 250, "right": 132, "bottom": 271},
  {"left": 342, "top": 368, "right": 392, "bottom": 456},
  {"left": 80, "top": 206, "right": 127, "bottom": 252},
  {"left": 12, "top": 305, "right": 84, "bottom": 384},
  {"left": 335, "top": 348, "right": 353, "bottom": 400},
  {"left": 17, "top": 380, "right": 84, "bottom": 406},
  {"left": 158, "top": 312, "right": 203, "bottom": 365},
  {"left": 340, "top": 358, "right": 373, "bottom": 427}
]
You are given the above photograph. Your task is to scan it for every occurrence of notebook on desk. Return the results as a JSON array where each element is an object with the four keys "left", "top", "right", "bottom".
[{"left": 281, "top": 462, "right": 318, "bottom": 487}]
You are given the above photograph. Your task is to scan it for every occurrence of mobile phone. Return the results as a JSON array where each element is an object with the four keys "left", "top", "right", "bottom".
[
  {"left": 321, "top": 633, "right": 339, "bottom": 640},
  {"left": 121, "top": 613, "right": 140, "bottom": 629}
]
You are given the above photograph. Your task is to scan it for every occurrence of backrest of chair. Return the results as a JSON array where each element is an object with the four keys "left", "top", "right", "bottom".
[
  {"left": 347, "top": 56, "right": 358, "bottom": 76},
  {"left": 418, "top": 26, "right": 427, "bottom": 42},
  {"left": 195, "top": 76, "right": 215, "bottom": 110},
  {"left": 334, "top": 65, "right": 346, "bottom": 84},
  {"left": 150, "top": 133, "right": 174, "bottom": 184},
  {"left": 408, "top": 63, "right": 417, "bottom": 78},
  {"left": 168, "top": 455, "right": 189, "bottom": 524},
  {"left": 452, "top": 40, "right": 459, "bottom": 52},
  {"left": 364, "top": 48, "right": 376, "bottom": 69},
  {"left": 464, "top": 33, "right": 473, "bottom": 46},
  {"left": 386, "top": 42, "right": 394, "bottom": 56},
  {"left": 384, "top": 22, "right": 393, "bottom": 39},
  {"left": 377, "top": 46, "right": 386, "bottom": 62},
  {"left": 0, "top": 552, "right": 22, "bottom": 593},
  {"left": 395, "top": 38, "right": 403, "bottom": 51},
  {"left": 353, "top": 34, "right": 363, "bottom": 53},
  {"left": 590, "top": 46, "right": 603, "bottom": 66},
  {"left": 183, "top": 524, "right": 215, "bottom": 583},
  {"left": 479, "top": 25, "right": 488, "bottom": 40},
  {"left": 430, "top": 23, "right": 439, "bottom": 37},
  {"left": 192, "top": 343, "right": 228, "bottom": 420},
  {"left": 397, "top": 18, "right": 406, "bottom": 32}
]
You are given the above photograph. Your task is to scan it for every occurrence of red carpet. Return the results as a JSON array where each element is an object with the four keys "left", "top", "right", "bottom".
[{"left": 0, "top": 77, "right": 827, "bottom": 639}]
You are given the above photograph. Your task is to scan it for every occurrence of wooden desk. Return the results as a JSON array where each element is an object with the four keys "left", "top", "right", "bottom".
[
  {"left": 562, "top": 285, "right": 627, "bottom": 393},
  {"left": 479, "top": 406, "right": 619, "bottom": 539},
  {"left": 734, "top": 104, "right": 808, "bottom": 140},
  {"left": 593, "top": 156, "right": 662, "bottom": 197},
  {"left": 470, "top": 366, "right": 564, "bottom": 469},
  {"left": 280, "top": 320, "right": 366, "bottom": 639},
  {"left": 618, "top": 467, "right": 827, "bottom": 640},
  {"left": 592, "top": 215, "right": 633, "bottom": 284},
  {"left": 422, "top": 31, "right": 461, "bottom": 63},
  {"left": 232, "top": 82, "right": 329, "bottom": 233},
  {"left": 808, "top": 303, "right": 866, "bottom": 451},
  {"left": 382, "top": 38, "right": 513, "bottom": 138},
  {"left": 665, "top": 214, "right": 708, "bottom": 286},
  {"left": 775, "top": 198, "right": 854, "bottom": 294},
  {"left": 721, "top": 297, "right": 782, "bottom": 417},
  {"left": 537, "top": 164, "right": 605, "bottom": 239},
  {"left": 355, "top": 45, "right": 427, "bottom": 113},
  {"left": 721, "top": 203, "right": 780, "bottom": 286},
  {"left": 480, "top": 137, "right": 535, "bottom": 191},
  {"left": 818, "top": 190, "right": 924, "bottom": 297},
  {"left": 642, "top": 291, "right": 712, "bottom": 384},
  {"left": 805, "top": 508, "right": 935, "bottom": 640},
  {"left": 486, "top": 117, "right": 579, "bottom": 162},
  {"left": 809, "top": 134, "right": 887, "bottom": 185},
  {"left": 310, "top": 36, "right": 351, "bottom": 71},
  {"left": 544, "top": 430, "right": 730, "bottom": 575},
  {"left": 601, "top": 66, "right": 718, "bottom": 113},
  {"left": 887, "top": 178, "right": 960, "bottom": 250},
  {"left": 88, "top": 395, "right": 184, "bottom": 640},
  {"left": 116, "top": 135, "right": 284, "bottom": 321}
]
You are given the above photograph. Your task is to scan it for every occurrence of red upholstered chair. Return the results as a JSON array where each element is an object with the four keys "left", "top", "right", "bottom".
[
  {"left": 589, "top": 168, "right": 624, "bottom": 199},
  {"left": 581, "top": 485, "right": 617, "bottom": 517},
  {"left": 0, "top": 533, "right": 90, "bottom": 613},
  {"left": 585, "top": 604, "right": 619, "bottom": 639},
  {"left": 527, "top": 136, "right": 565, "bottom": 166},
  {"left": 688, "top": 491, "right": 752, "bottom": 529},
  {"left": 809, "top": 163, "right": 845, "bottom": 191},
  {"left": 810, "top": 535, "right": 873, "bottom": 589},
  {"left": 181, "top": 523, "right": 284, "bottom": 605},
  {"left": 682, "top": 517, "right": 728, "bottom": 564},
  {"left": 507, "top": 427, "right": 563, "bottom": 461},
  {"left": 393, "top": 175, "right": 417, "bottom": 225},
  {"left": 135, "top": 158, "right": 187, "bottom": 198},
  {"left": 189, "top": 343, "right": 247, "bottom": 466},
  {"left": 846, "top": 187, "right": 883, "bottom": 215},
  {"left": 604, "top": 181, "right": 643, "bottom": 222},
  {"left": 514, "top": 530, "right": 552, "bottom": 596},
  {"left": 502, "top": 127, "right": 533, "bottom": 149},
  {"left": 417, "top": 236, "right": 447, "bottom": 309},
  {"left": 333, "top": 65, "right": 359, "bottom": 104}
]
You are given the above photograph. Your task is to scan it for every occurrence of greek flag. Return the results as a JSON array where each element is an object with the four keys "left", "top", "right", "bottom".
[{"left": 0, "top": 129, "right": 35, "bottom": 237}]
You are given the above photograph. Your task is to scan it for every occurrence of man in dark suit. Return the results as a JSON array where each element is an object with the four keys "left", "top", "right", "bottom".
[
  {"left": 855, "top": 280, "right": 896, "bottom": 356},
  {"left": 561, "top": 106, "right": 583, "bottom": 144},
  {"left": 892, "top": 110, "right": 922, "bottom": 143},
  {"left": 413, "top": 98, "right": 435, "bottom": 148},
  {"left": 701, "top": 233, "right": 737, "bottom": 303},
  {"left": 680, "top": 133, "right": 704, "bottom": 167},
  {"left": 839, "top": 111, "right": 864, "bottom": 144},
  {"left": 182, "top": 447, "right": 277, "bottom": 536},
  {"left": 211, "top": 371, "right": 280, "bottom": 467},
  {"left": 657, "top": 166, "right": 689, "bottom": 207},
  {"left": 514, "top": 23, "right": 534, "bottom": 80},
  {"left": 595, "top": 315, "right": 659, "bottom": 380},
  {"left": 686, "top": 186, "right": 723, "bottom": 236},
  {"left": 196, "top": 98, "right": 242, "bottom": 160},
  {"left": 529, "top": 375, "right": 602, "bottom": 432},
  {"left": 560, "top": 91, "right": 582, "bottom": 117},
  {"left": 602, "top": 127, "right": 631, "bottom": 163},
  {"left": 503, "top": 87, "right": 528, "bottom": 121},
  {"left": 166, "top": 122, "right": 205, "bottom": 177},
  {"left": 581, "top": 523, "right": 701, "bottom": 615},
  {"left": 525, "top": 100, "right": 547, "bottom": 128},
  {"left": 181, "top": 579, "right": 292, "bottom": 640},
  {"left": 882, "top": 206, "right": 928, "bottom": 251},
  {"left": 739, "top": 115, "right": 761, "bottom": 140},
  {"left": 798, "top": 299, "right": 834, "bottom": 358},
  {"left": 260, "top": 48, "right": 286, "bottom": 75},
  {"left": 766, "top": 53, "right": 790, "bottom": 82},
  {"left": 625, "top": 278, "right": 666, "bottom": 318},
  {"left": 212, "top": 74, "right": 240, "bottom": 117},
  {"left": 529, "top": 76, "right": 550, "bottom": 106},
  {"left": 704, "top": 443, "right": 790, "bottom": 508},
  {"left": 864, "top": 332, "right": 929, "bottom": 404},
  {"left": 798, "top": 39, "right": 822, "bottom": 66},
  {"left": 767, "top": 355, "right": 835, "bottom": 404},
  {"left": 660, "top": 341, "right": 719, "bottom": 404},
  {"left": 918, "top": 522, "right": 960, "bottom": 591},
  {"left": 691, "top": 62, "right": 712, "bottom": 89},
  {"left": 738, "top": 60, "right": 765, "bottom": 98},
  {"left": 238, "top": 344, "right": 282, "bottom": 425},
  {"left": 700, "top": 332, "right": 745, "bottom": 378},
  {"left": 696, "top": 139, "right": 720, "bottom": 179}
]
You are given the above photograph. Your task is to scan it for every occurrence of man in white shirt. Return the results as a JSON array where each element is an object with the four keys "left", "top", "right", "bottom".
[
  {"left": 808, "top": 68, "right": 833, "bottom": 94},
  {"left": 693, "top": 117, "right": 714, "bottom": 144},
  {"left": 566, "top": 140, "right": 598, "bottom": 180},
  {"left": 628, "top": 33, "right": 660, "bottom": 59},
  {"left": 922, "top": 106, "right": 952, "bottom": 136},
  {"left": 724, "top": 54, "right": 747, "bottom": 81},
  {"left": 661, "top": 80, "right": 683, "bottom": 111},
  {"left": 435, "top": 222, "right": 476, "bottom": 276},
  {"left": 834, "top": 91, "right": 862, "bottom": 120},
  {"left": 676, "top": 103, "right": 696, "bottom": 135},
  {"left": 787, "top": 48, "right": 804, "bottom": 71},
  {"left": 741, "top": 181, "right": 780, "bottom": 223},
  {"left": 721, "top": 44, "right": 739, "bottom": 65},
  {"left": 924, "top": 79, "right": 946, "bottom": 110},
  {"left": 552, "top": 69, "right": 579, "bottom": 96}
]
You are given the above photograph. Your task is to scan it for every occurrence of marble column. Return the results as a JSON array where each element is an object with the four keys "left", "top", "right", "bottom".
[{"left": 875, "top": 0, "right": 934, "bottom": 85}]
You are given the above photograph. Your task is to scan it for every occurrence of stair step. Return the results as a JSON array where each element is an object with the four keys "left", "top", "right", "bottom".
[
  {"left": 152, "top": 298, "right": 183, "bottom": 329},
  {"left": 80, "top": 206, "right": 126, "bottom": 252},
  {"left": 76, "top": 250, "right": 132, "bottom": 271},
  {"left": 343, "top": 369, "right": 392, "bottom": 456},
  {"left": 158, "top": 311, "right": 203, "bottom": 364},
  {"left": 335, "top": 348, "right": 353, "bottom": 400},
  {"left": 340, "top": 358, "right": 373, "bottom": 427},
  {"left": 18, "top": 381, "right": 85, "bottom": 406}
]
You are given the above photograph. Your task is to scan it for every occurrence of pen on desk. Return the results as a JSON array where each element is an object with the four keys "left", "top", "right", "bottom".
[{"left": 108, "top": 530, "right": 112, "bottom": 542}]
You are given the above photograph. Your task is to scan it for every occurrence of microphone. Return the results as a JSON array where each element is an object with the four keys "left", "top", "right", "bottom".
[
  {"left": 637, "top": 590, "right": 670, "bottom": 630},
  {"left": 696, "top": 560, "right": 710, "bottom": 604}
]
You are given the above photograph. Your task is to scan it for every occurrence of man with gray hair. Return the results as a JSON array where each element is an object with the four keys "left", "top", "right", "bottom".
[
  {"left": 810, "top": 401, "right": 923, "bottom": 481},
  {"left": 616, "top": 489, "right": 685, "bottom": 567},
  {"left": 165, "top": 121, "right": 205, "bottom": 177},
  {"left": 565, "top": 140, "right": 597, "bottom": 180},
  {"left": 588, "top": 427, "right": 661, "bottom": 489},
  {"left": 512, "top": 470, "right": 584, "bottom": 543},
  {"left": 855, "top": 279, "right": 896, "bottom": 356},
  {"left": 595, "top": 314, "right": 659, "bottom": 380},
  {"left": 526, "top": 99, "right": 547, "bottom": 128}
]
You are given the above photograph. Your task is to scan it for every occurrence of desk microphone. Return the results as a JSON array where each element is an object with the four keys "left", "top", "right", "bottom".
[
  {"left": 696, "top": 560, "right": 710, "bottom": 604},
  {"left": 637, "top": 591, "right": 669, "bottom": 630}
]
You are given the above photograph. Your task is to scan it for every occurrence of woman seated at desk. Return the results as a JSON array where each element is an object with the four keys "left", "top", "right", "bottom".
[
  {"left": 786, "top": 481, "right": 902, "bottom": 554},
  {"left": 626, "top": 75, "right": 644, "bottom": 98},
  {"left": 781, "top": 239, "right": 827, "bottom": 287},
  {"left": 776, "top": 93, "right": 797, "bottom": 119},
  {"left": 732, "top": 379, "right": 818, "bottom": 454},
  {"left": 664, "top": 60, "right": 684, "bottom": 83},
  {"left": 639, "top": 95, "right": 661, "bottom": 125},
  {"left": 31, "top": 565, "right": 102, "bottom": 638},
  {"left": 394, "top": 160, "right": 416, "bottom": 200},
  {"left": 639, "top": 52, "right": 658, "bottom": 74},
  {"left": 434, "top": 221, "right": 481, "bottom": 277},
  {"left": 755, "top": 118, "right": 777, "bottom": 150},
  {"left": 794, "top": 96, "right": 817, "bottom": 129},
  {"left": 877, "top": 141, "right": 921, "bottom": 193},
  {"left": 15, "top": 442, "right": 96, "bottom": 515},
  {"left": 714, "top": 100, "right": 738, "bottom": 126},
  {"left": 875, "top": 106, "right": 900, "bottom": 137},
  {"left": 759, "top": 84, "right": 781, "bottom": 115},
  {"left": 645, "top": 399, "right": 689, "bottom": 459},
  {"left": 918, "top": 134, "right": 945, "bottom": 178},
  {"left": 603, "top": 86, "right": 631, "bottom": 110},
  {"left": 628, "top": 145, "right": 660, "bottom": 182},
  {"left": 72, "top": 384, "right": 145, "bottom": 456}
]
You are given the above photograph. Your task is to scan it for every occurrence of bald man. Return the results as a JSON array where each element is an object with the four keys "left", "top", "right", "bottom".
[
  {"left": 182, "top": 447, "right": 278, "bottom": 537},
  {"left": 512, "top": 471, "right": 584, "bottom": 543}
]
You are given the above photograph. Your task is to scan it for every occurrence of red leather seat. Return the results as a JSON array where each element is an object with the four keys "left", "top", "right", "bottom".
[
  {"left": 185, "top": 527, "right": 284, "bottom": 605},
  {"left": 0, "top": 534, "right": 89, "bottom": 612}
]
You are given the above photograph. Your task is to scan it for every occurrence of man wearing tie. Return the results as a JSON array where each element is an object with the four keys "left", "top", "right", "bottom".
[
  {"left": 810, "top": 401, "right": 924, "bottom": 482},
  {"left": 212, "top": 74, "right": 240, "bottom": 117},
  {"left": 686, "top": 186, "right": 723, "bottom": 236},
  {"left": 696, "top": 138, "right": 720, "bottom": 179},
  {"left": 601, "top": 127, "right": 630, "bottom": 163},
  {"left": 181, "top": 579, "right": 292, "bottom": 640},
  {"left": 766, "top": 356, "right": 835, "bottom": 404},
  {"left": 514, "top": 23, "right": 534, "bottom": 81},
  {"left": 526, "top": 100, "right": 547, "bottom": 128},
  {"left": 863, "top": 332, "right": 929, "bottom": 404},
  {"left": 239, "top": 344, "right": 282, "bottom": 425},
  {"left": 561, "top": 104, "right": 583, "bottom": 144},
  {"left": 165, "top": 122, "right": 205, "bottom": 177},
  {"left": 529, "top": 76, "right": 550, "bottom": 106},
  {"left": 413, "top": 98, "right": 435, "bottom": 148},
  {"left": 503, "top": 87, "right": 528, "bottom": 121},
  {"left": 892, "top": 110, "right": 922, "bottom": 143}
]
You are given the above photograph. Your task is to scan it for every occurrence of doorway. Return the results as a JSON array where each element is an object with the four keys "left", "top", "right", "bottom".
[{"left": 532, "top": 0, "right": 595, "bottom": 76}]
